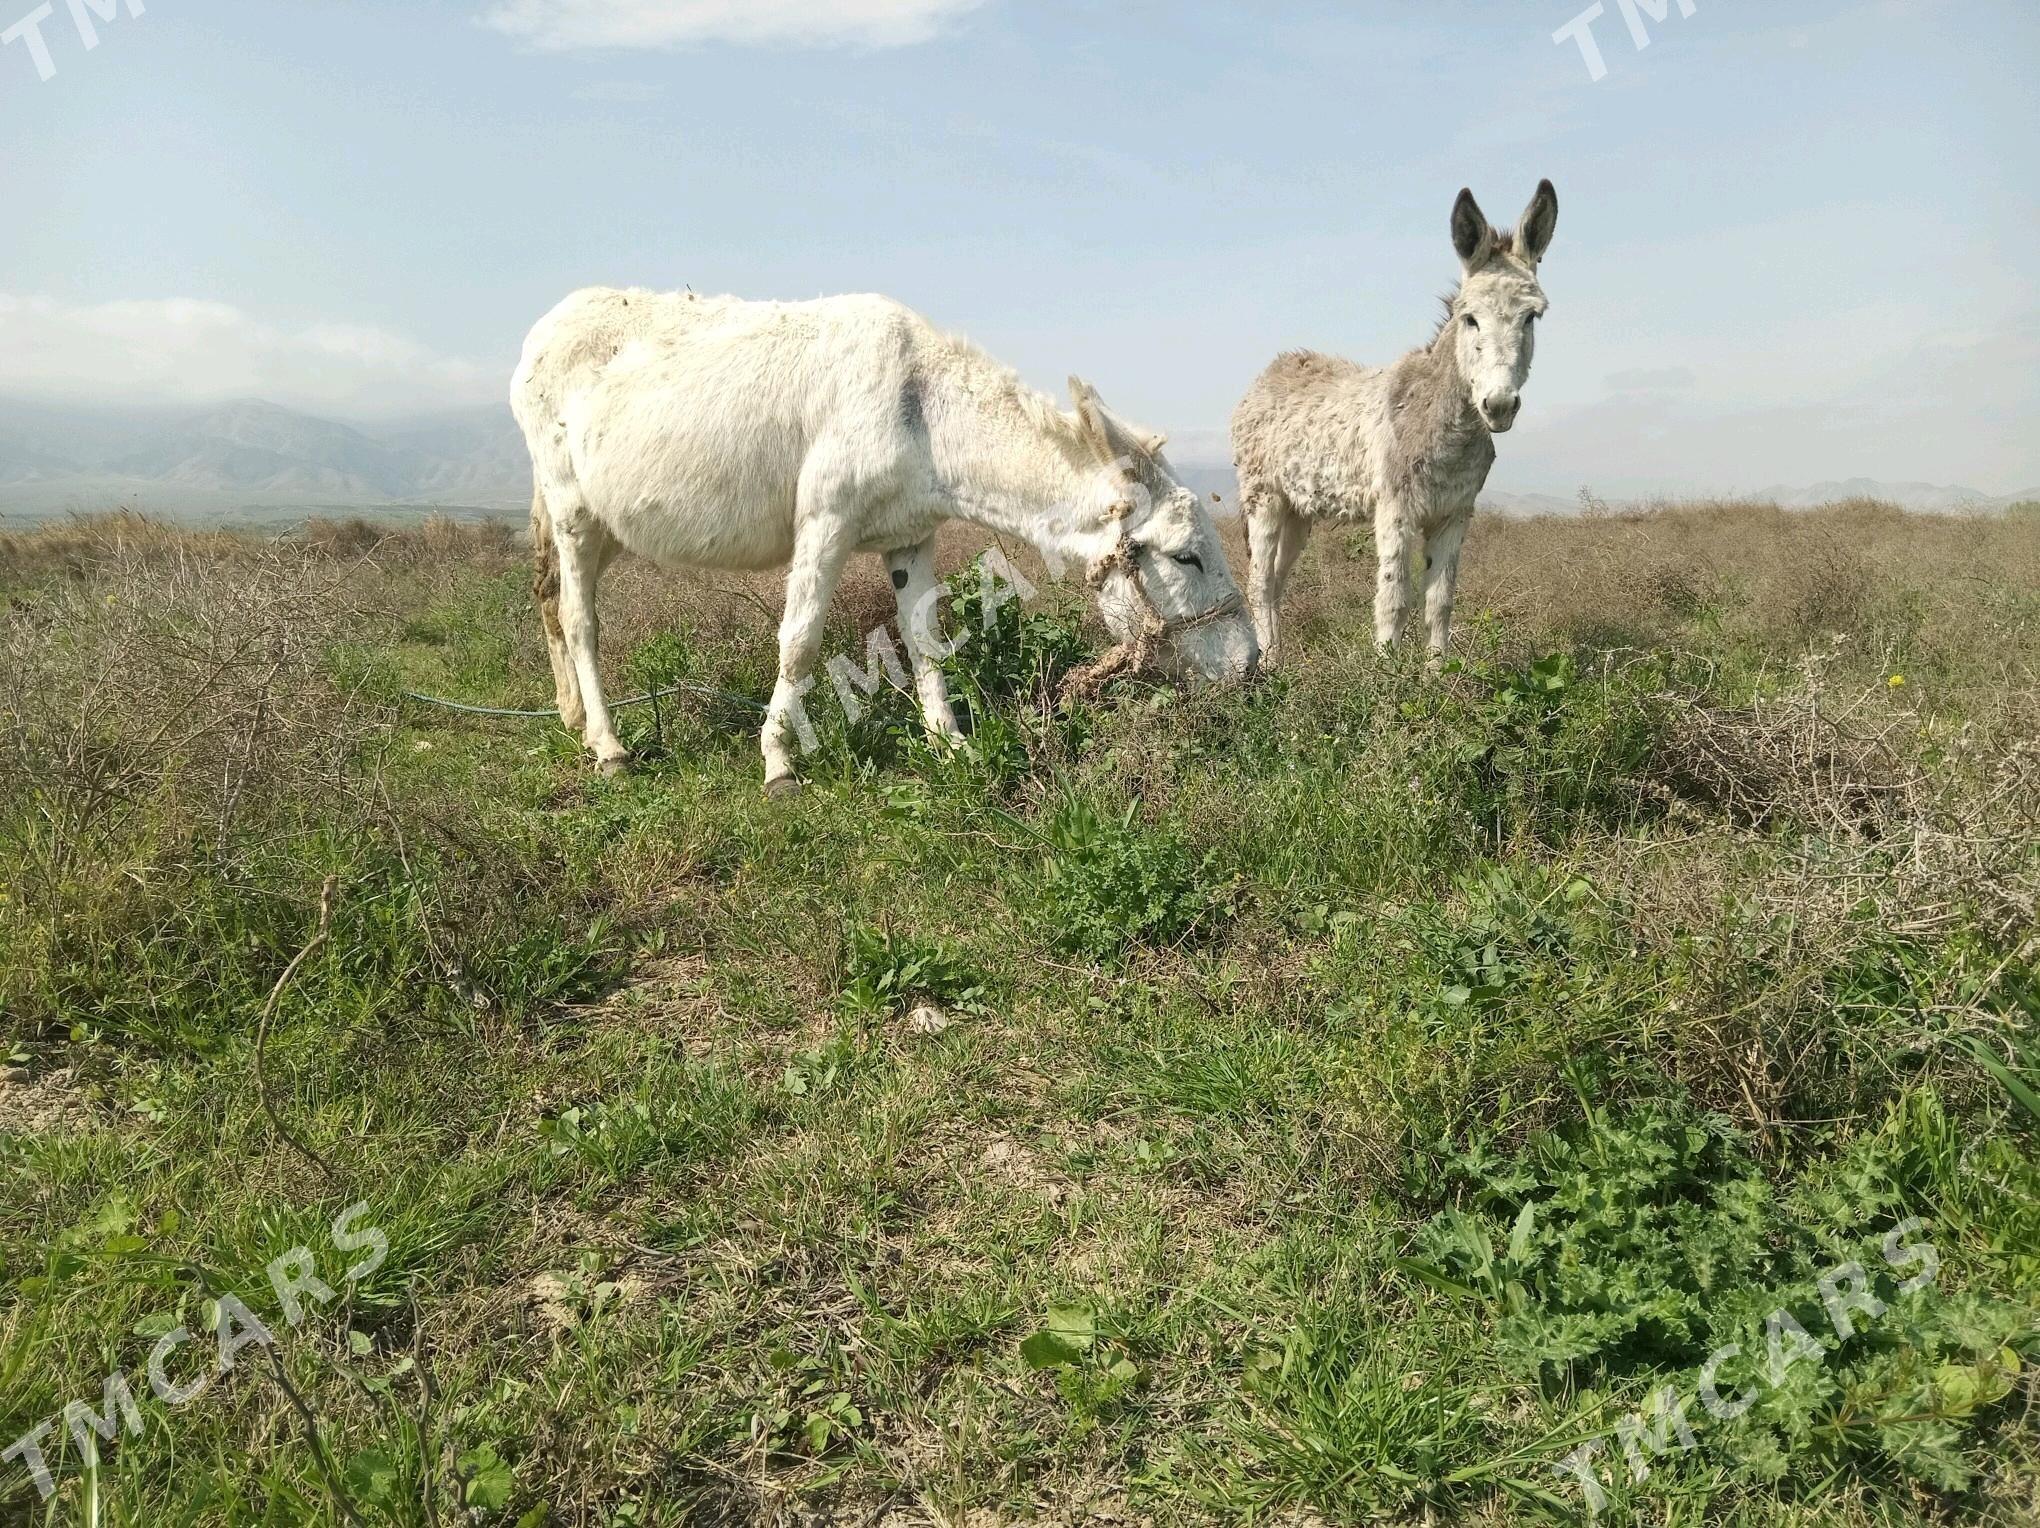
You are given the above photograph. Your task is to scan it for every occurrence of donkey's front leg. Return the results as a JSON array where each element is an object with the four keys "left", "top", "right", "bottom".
[
  {"left": 762, "top": 513, "right": 858, "bottom": 795},
  {"left": 1422, "top": 509, "right": 1472, "bottom": 665},
  {"left": 1373, "top": 502, "right": 1418, "bottom": 649},
  {"left": 1243, "top": 483, "right": 1287, "bottom": 664},
  {"left": 888, "top": 537, "right": 963, "bottom": 744},
  {"left": 1244, "top": 483, "right": 1309, "bottom": 668}
]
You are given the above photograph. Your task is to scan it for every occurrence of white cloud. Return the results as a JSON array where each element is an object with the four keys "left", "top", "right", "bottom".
[
  {"left": 480, "top": 0, "right": 987, "bottom": 51},
  {"left": 0, "top": 294, "right": 501, "bottom": 417}
]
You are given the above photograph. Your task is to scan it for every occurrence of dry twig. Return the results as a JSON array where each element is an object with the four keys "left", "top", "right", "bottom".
[{"left": 253, "top": 875, "right": 341, "bottom": 1184}]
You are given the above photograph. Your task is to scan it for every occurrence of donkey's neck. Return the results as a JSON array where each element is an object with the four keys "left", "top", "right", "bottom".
[
  {"left": 923, "top": 361, "right": 1104, "bottom": 564},
  {"left": 1379, "top": 324, "right": 1491, "bottom": 488},
  {"left": 1415, "top": 324, "right": 1487, "bottom": 444}
]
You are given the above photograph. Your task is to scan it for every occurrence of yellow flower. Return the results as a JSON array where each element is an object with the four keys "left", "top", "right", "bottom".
[{"left": 1888, "top": 674, "right": 1906, "bottom": 688}]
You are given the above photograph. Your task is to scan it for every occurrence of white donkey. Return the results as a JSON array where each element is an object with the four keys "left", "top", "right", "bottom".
[
  {"left": 1232, "top": 181, "right": 1558, "bottom": 664},
  {"left": 512, "top": 288, "right": 1258, "bottom": 790}
]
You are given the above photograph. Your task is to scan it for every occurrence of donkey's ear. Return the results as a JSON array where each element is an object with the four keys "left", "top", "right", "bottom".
[
  {"left": 1451, "top": 187, "right": 1494, "bottom": 272},
  {"left": 1517, "top": 179, "right": 1559, "bottom": 264},
  {"left": 1068, "top": 376, "right": 1114, "bottom": 461},
  {"left": 1142, "top": 432, "right": 1168, "bottom": 456}
]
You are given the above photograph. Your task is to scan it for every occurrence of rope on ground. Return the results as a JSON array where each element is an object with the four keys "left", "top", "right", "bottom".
[{"left": 399, "top": 682, "right": 769, "bottom": 719}]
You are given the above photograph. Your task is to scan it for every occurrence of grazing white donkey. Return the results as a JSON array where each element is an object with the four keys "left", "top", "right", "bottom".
[
  {"left": 512, "top": 288, "right": 1258, "bottom": 790},
  {"left": 1232, "top": 180, "right": 1559, "bottom": 664}
]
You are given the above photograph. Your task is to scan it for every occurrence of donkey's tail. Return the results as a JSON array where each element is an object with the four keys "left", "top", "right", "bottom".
[
  {"left": 529, "top": 481, "right": 582, "bottom": 730},
  {"left": 530, "top": 480, "right": 561, "bottom": 628}
]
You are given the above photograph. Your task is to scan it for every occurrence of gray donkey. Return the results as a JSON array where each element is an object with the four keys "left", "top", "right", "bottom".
[{"left": 1232, "top": 181, "right": 1558, "bottom": 664}]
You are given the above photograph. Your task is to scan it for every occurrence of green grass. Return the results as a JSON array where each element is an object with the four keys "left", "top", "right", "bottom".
[{"left": 1, "top": 507, "right": 2036, "bottom": 1525}]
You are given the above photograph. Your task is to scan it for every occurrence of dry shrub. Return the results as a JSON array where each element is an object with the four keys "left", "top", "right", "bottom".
[
  {"left": 0, "top": 520, "right": 625, "bottom": 1050},
  {"left": 0, "top": 509, "right": 249, "bottom": 582},
  {"left": 414, "top": 514, "right": 516, "bottom": 563},
  {"left": 1633, "top": 557, "right": 1708, "bottom": 621},
  {"left": 1643, "top": 654, "right": 1912, "bottom": 832},
  {"left": 0, "top": 534, "right": 390, "bottom": 914},
  {"left": 1383, "top": 497, "right": 2040, "bottom": 664},
  {"left": 1640, "top": 656, "right": 2037, "bottom": 944},
  {"left": 1604, "top": 656, "right": 2040, "bottom": 1129},
  {"left": 302, "top": 513, "right": 518, "bottom": 567},
  {"left": 1761, "top": 524, "right": 1875, "bottom": 637},
  {"left": 301, "top": 514, "right": 390, "bottom": 558}
]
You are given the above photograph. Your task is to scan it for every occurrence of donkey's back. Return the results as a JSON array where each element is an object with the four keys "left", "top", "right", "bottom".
[
  {"left": 512, "top": 287, "right": 929, "bottom": 571},
  {"left": 1232, "top": 350, "right": 1393, "bottom": 523},
  {"left": 513, "top": 286, "right": 923, "bottom": 432}
]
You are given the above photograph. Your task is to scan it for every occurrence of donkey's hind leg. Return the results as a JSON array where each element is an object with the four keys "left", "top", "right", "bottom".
[
  {"left": 761, "top": 481, "right": 861, "bottom": 795},
  {"left": 888, "top": 536, "right": 963, "bottom": 743},
  {"left": 547, "top": 494, "right": 630, "bottom": 774}
]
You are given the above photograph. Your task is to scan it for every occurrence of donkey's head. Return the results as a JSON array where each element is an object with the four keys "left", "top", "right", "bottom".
[
  {"left": 1448, "top": 180, "right": 1558, "bottom": 434},
  {"left": 1068, "top": 378, "right": 1260, "bottom": 685}
]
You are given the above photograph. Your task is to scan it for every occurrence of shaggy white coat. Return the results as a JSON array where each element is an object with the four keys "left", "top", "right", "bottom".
[{"left": 512, "top": 288, "right": 1257, "bottom": 783}]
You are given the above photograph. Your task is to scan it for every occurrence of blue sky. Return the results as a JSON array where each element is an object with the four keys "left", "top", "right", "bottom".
[{"left": 3, "top": 0, "right": 2036, "bottom": 494}]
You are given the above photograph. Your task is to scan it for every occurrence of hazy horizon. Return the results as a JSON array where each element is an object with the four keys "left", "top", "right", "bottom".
[{"left": 3, "top": 389, "right": 2034, "bottom": 531}]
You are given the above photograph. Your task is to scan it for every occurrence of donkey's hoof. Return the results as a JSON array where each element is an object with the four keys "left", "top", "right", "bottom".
[
  {"left": 595, "top": 753, "right": 633, "bottom": 779},
  {"left": 763, "top": 774, "right": 801, "bottom": 801}
]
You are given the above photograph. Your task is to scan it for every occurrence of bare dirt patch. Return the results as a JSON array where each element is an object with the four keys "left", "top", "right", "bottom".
[{"left": 0, "top": 1066, "right": 100, "bottom": 1137}]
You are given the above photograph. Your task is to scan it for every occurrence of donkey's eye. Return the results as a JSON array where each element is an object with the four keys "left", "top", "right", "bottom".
[
  {"left": 1170, "top": 551, "right": 1206, "bottom": 574},
  {"left": 1462, "top": 314, "right": 1479, "bottom": 330}
]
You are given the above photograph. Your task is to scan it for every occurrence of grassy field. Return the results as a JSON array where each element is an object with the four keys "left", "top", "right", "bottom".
[{"left": 2, "top": 501, "right": 2037, "bottom": 1526}]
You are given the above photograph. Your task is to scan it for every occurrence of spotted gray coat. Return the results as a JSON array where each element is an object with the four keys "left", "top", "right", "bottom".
[{"left": 1232, "top": 181, "right": 1558, "bottom": 662}]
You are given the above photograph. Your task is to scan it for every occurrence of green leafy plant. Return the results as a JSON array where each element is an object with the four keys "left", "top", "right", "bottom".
[
  {"left": 1039, "top": 798, "right": 1215, "bottom": 961},
  {"left": 1405, "top": 1096, "right": 2037, "bottom": 1499},
  {"left": 1407, "top": 1101, "right": 1778, "bottom": 1377},
  {"left": 458, "top": 1442, "right": 515, "bottom": 1511},
  {"left": 820, "top": 555, "right": 1086, "bottom": 785},
  {"left": 756, "top": 1346, "right": 866, "bottom": 1455},
  {"left": 538, "top": 1101, "right": 655, "bottom": 1179},
  {"left": 942, "top": 556, "right": 1087, "bottom": 707},
  {"left": 1444, "top": 650, "right": 1661, "bottom": 841},
  {"left": 622, "top": 629, "right": 696, "bottom": 698},
  {"left": 1020, "top": 1306, "right": 1142, "bottom": 1424},
  {"left": 839, "top": 923, "right": 986, "bottom": 1018},
  {"left": 536, "top": 1065, "right": 756, "bottom": 1184},
  {"left": 782, "top": 1030, "right": 865, "bottom": 1098}
]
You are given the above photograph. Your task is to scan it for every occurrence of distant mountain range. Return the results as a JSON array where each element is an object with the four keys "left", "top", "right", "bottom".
[
  {"left": 1174, "top": 472, "right": 2036, "bottom": 519},
  {"left": 1, "top": 398, "right": 2032, "bottom": 527},
  {"left": 0, "top": 398, "right": 531, "bottom": 523},
  {"left": 1751, "top": 478, "right": 2040, "bottom": 513}
]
